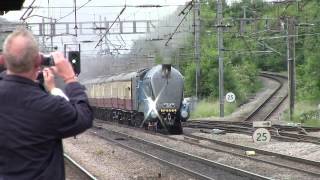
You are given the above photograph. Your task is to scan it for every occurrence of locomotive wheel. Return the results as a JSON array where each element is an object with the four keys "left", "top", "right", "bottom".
[
  {"left": 108, "top": 110, "right": 113, "bottom": 121},
  {"left": 133, "top": 113, "right": 143, "bottom": 127},
  {"left": 102, "top": 109, "right": 108, "bottom": 121},
  {"left": 112, "top": 110, "right": 117, "bottom": 121},
  {"left": 128, "top": 114, "right": 134, "bottom": 126},
  {"left": 168, "top": 121, "right": 183, "bottom": 135},
  {"left": 125, "top": 113, "right": 131, "bottom": 125},
  {"left": 96, "top": 108, "right": 101, "bottom": 119},
  {"left": 118, "top": 111, "right": 123, "bottom": 124}
]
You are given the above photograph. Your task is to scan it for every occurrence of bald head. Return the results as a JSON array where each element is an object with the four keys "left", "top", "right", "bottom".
[{"left": 3, "top": 27, "right": 39, "bottom": 73}]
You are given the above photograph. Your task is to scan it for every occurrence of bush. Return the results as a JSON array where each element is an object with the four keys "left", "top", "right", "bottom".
[
  {"left": 282, "top": 102, "right": 320, "bottom": 127},
  {"left": 190, "top": 99, "right": 237, "bottom": 118}
]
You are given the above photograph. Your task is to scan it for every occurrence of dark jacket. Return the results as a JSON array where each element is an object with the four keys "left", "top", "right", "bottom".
[{"left": 0, "top": 74, "right": 93, "bottom": 180}]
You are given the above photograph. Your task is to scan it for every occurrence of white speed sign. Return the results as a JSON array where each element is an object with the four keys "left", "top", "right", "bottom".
[
  {"left": 252, "top": 128, "right": 271, "bottom": 143},
  {"left": 225, "top": 92, "right": 236, "bottom": 103}
]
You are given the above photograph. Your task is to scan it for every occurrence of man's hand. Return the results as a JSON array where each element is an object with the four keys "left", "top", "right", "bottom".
[
  {"left": 51, "top": 52, "right": 77, "bottom": 84},
  {"left": 43, "top": 68, "right": 55, "bottom": 91}
]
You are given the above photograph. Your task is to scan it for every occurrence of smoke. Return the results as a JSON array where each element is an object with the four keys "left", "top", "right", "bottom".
[
  {"left": 79, "top": 54, "right": 129, "bottom": 81},
  {"left": 129, "top": 4, "right": 193, "bottom": 66},
  {"left": 79, "top": 3, "right": 193, "bottom": 81}
]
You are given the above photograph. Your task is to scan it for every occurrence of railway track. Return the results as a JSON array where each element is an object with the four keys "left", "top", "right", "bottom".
[
  {"left": 91, "top": 122, "right": 320, "bottom": 179},
  {"left": 90, "top": 125, "right": 271, "bottom": 180},
  {"left": 175, "top": 133, "right": 320, "bottom": 177},
  {"left": 245, "top": 72, "right": 288, "bottom": 122},
  {"left": 89, "top": 72, "right": 319, "bottom": 178},
  {"left": 64, "top": 154, "right": 97, "bottom": 180},
  {"left": 183, "top": 120, "right": 320, "bottom": 144},
  {"left": 185, "top": 72, "right": 320, "bottom": 144}
]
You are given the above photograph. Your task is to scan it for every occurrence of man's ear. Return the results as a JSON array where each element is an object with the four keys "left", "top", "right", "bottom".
[{"left": 0, "top": 55, "right": 4, "bottom": 66}]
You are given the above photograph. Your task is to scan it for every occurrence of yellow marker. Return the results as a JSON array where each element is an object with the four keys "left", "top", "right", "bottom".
[{"left": 245, "top": 151, "right": 256, "bottom": 156}]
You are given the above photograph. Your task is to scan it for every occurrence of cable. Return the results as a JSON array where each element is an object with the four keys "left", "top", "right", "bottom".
[
  {"left": 57, "top": 0, "right": 93, "bottom": 22},
  {"left": 95, "top": 6, "right": 127, "bottom": 48},
  {"left": 74, "top": 0, "right": 78, "bottom": 36},
  {"left": 165, "top": 2, "right": 193, "bottom": 46},
  {"left": 21, "top": 4, "right": 187, "bottom": 9},
  {"left": 258, "top": 32, "right": 320, "bottom": 40},
  {"left": 20, "top": 0, "right": 37, "bottom": 21}
]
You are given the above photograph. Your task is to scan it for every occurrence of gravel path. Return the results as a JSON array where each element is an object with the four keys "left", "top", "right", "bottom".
[
  {"left": 64, "top": 124, "right": 320, "bottom": 179},
  {"left": 63, "top": 132, "right": 195, "bottom": 180},
  {"left": 184, "top": 128, "right": 320, "bottom": 162}
]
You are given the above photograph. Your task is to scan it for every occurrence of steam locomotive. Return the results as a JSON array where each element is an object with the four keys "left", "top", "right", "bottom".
[{"left": 84, "top": 64, "right": 189, "bottom": 134}]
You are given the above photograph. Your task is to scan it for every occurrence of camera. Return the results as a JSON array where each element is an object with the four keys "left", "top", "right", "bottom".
[
  {"left": 41, "top": 54, "right": 55, "bottom": 66},
  {"left": 37, "top": 54, "right": 55, "bottom": 85}
]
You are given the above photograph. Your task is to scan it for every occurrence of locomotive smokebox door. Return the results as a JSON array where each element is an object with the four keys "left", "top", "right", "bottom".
[{"left": 161, "top": 64, "right": 171, "bottom": 78}]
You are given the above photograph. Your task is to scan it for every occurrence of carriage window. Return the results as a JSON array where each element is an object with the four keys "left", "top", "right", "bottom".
[{"left": 125, "top": 86, "right": 130, "bottom": 98}]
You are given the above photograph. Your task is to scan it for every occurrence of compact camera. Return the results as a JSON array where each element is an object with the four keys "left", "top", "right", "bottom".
[
  {"left": 37, "top": 54, "right": 55, "bottom": 85},
  {"left": 40, "top": 54, "right": 55, "bottom": 66}
]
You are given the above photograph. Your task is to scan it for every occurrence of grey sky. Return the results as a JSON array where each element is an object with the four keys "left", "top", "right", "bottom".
[
  {"left": 3, "top": 0, "right": 274, "bottom": 22},
  {"left": 1, "top": 0, "right": 272, "bottom": 55},
  {"left": 2, "top": 0, "right": 192, "bottom": 54},
  {"left": 3, "top": 0, "right": 190, "bottom": 22}
]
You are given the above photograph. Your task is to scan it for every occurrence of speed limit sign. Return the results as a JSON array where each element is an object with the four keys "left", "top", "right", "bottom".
[
  {"left": 253, "top": 128, "right": 271, "bottom": 143},
  {"left": 225, "top": 92, "right": 236, "bottom": 103}
]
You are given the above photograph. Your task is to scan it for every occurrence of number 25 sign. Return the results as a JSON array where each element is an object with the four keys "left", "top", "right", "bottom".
[
  {"left": 225, "top": 92, "right": 236, "bottom": 103},
  {"left": 252, "top": 128, "right": 271, "bottom": 143}
]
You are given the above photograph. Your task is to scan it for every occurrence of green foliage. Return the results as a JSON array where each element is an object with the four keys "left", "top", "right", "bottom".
[
  {"left": 152, "top": 0, "right": 320, "bottom": 118},
  {"left": 229, "top": 61, "right": 261, "bottom": 102},
  {"left": 182, "top": 0, "right": 262, "bottom": 107},
  {"left": 295, "top": 21, "right": 320, "bottom": 102},
  {"left": 256, "top": 1, "right": 320, "bottom": 104},
  {"left": 282, "top": 102, "right": 320, "bottom": 127},
  {"left": 190, "top": 99, "right": 237, "bottom": 118},
  {"left": 184, "top": 62, "right": 196, "bottom": 97}
]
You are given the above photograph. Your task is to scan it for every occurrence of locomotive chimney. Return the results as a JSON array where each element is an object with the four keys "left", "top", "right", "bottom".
[{"left": 162, "top": 64, "right": 171, "bottom": 78}]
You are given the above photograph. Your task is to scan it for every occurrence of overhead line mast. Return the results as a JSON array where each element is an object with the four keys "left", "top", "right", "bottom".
[
  {"left": 217, "top": 0, "right": 224, "bottom": 117},
  {"left": 194, "top": 0, "right": 200, "bottom": 100}
]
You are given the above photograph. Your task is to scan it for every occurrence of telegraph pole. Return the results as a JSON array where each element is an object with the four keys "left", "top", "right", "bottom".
[
  {"left": 194, "top": 0, "right": 200, "bottom": 99},
  {"left": 286, "top": 17, "right": 296, "bottom": 121},
  {"left": 50, "top": 18, "right": 54, "bottom": 51},
  {"left": 41, "top": 17, "right": 45, "bottom": 51},
  {"left": 240, "top": 6, "right": 246, "bottom": 35},
  {"left": 217, "top": 0, "right": 224, "bottom": 117}
]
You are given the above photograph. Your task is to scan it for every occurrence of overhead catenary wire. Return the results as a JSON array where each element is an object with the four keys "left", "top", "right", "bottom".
[
  {"left": 21, "top": 4, "right": 187, "bottom": 9},
  {"left": 258, "top": 32, "right": 320, "bottom": 40},
  {"left": 94, "top": 5, "right": 127, "bottom": 48},
  {"left": 57, "top": 0, "right": 93, "bottom": 22},
  {"left": 21, "top": 0, "right": 312, "bottom": 58},
  {"left": 164, "top": 2, "right": 193, "bottom": 46},
  {"left": 20, "top": 0, "right": 37, "bottom": 21},
  {"left": 14, "top": 1, "right": 195, "bottom": 57}
]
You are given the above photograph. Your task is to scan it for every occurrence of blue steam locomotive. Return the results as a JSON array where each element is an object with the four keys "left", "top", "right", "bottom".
[{"left": 84, "top": 64, "right": 189, "bottom": 134}]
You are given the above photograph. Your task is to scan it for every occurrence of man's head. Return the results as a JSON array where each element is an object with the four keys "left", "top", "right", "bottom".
[{"left": 2, "top": 27, "right": 40, "bottom": 77}]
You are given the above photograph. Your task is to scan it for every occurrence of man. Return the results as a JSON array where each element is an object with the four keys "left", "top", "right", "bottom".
[{"left": 0, "top": 27, "right": 93, "bottom": 180}]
